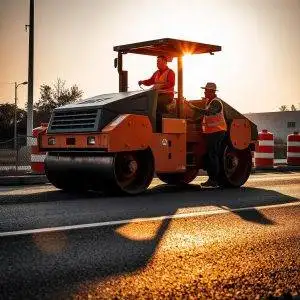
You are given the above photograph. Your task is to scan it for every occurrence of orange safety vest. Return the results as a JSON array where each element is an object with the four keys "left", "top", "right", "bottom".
[
  {"left": 153, "top": 69, "right": 174, "bottom": 95},
  {"left": 202, "top": 97, "right": 227, "bottom": 133}
]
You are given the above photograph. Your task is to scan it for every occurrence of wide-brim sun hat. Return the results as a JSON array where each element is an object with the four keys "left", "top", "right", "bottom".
[{"left": 201, "top": 82, "right": 218, "bottom": 91}]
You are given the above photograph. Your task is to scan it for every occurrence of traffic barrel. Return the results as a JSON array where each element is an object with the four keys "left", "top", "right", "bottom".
[
  {"left": 287, "top": 131, "right": 300, "bottom": 166},
  {"left": 31, "top": 123, "right": 48, "bottom": 173},
  {"left": 255, "top": 129, "right": 274, "bottom": 169}
]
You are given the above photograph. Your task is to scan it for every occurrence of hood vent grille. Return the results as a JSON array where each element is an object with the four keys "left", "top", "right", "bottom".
[{"left": 48, "top": 109, "right": 99, "bottom": 133}]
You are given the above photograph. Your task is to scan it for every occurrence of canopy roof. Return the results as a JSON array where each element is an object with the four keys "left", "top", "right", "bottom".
[{"left": 113, "top": 38, "right": 221, "bottom": 57}]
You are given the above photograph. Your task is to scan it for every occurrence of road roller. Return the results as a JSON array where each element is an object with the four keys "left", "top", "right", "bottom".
[{"left": 38, "top": 38, "right": 258, "bottom": 195}]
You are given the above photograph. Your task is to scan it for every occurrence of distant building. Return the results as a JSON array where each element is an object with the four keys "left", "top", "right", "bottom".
[{"left": 244, "top": 111, "right": 300, "bottom": 143}]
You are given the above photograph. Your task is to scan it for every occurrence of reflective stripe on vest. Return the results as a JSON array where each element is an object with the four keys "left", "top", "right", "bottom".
[
  {"left": 153, "top": 69, "right": 174, "bottom": 94},
  {"left": 202, "top": 97, "right": 227, "bottom": 133}
]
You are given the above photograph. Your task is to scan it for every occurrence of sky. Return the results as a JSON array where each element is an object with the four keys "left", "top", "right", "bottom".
[{"left": 0, "top": 0, "right": 300, "bottom": 113}]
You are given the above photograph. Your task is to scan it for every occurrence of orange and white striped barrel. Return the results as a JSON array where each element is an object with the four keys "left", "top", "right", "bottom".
[
  {"left": 31, "top": 123, "right": 48, "bottom": 173},
  {"left": 287, "top": 131, "right": 300, "bottom": 166},
  {"left": 255, "top": 129, "right": 274, "bottom": 169}
]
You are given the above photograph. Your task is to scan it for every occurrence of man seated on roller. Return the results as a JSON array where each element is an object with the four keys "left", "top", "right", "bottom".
[{"left": 138, "top": 55, "right": 175, "bottom": 115}]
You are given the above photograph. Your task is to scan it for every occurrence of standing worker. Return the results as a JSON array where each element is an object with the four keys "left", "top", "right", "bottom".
[
  {"left": 138, "top": 55, "right": 175, "bottom": 114},
  {"left": 187, "top": 82, "right": 227, "bottom": 187}
]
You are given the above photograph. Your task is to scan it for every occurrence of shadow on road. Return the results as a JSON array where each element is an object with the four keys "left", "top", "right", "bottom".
[
  {"left": 0, "top": 183, "right": 299, "bottom": 299},
  {"left": 1, "top": 218, "right": 173, "bottom": 299}
]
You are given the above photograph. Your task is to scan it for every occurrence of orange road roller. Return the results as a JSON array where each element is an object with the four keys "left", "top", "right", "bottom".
[{"left": 38, "top": 38, "right": 258, "bottom": 195}]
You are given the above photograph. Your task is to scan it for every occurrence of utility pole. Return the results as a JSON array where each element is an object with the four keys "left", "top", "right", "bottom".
[
  {"left": 14, "top": 82, "right": 18, "bottom": 151},
  {"left": 14, "top": 81, "right": 28, "bottom": 171},
  {"left": 26, "top": 0, "right": 34, "bottom": 144}
]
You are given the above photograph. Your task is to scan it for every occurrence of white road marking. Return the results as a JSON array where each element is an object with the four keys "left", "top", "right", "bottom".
[{"left": 1, "top": 201, "right": 299, "bottom": 237}]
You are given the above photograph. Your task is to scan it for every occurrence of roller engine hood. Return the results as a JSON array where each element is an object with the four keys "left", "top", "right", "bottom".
[
  {"left": 47, "top": 90, "right": 157, "bottom": 133},
  {"left": 46, "top": 89, "right": 257, "bottom": 140}
]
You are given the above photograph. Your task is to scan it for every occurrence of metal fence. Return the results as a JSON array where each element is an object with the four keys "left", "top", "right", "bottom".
[{"left": 0, "top": 135, "right": 34, "bottom": 175}]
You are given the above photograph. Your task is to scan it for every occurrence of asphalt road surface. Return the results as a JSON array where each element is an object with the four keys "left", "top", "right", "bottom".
[{"left": 0, "top": 172, "right": 299, "bottom": 300}]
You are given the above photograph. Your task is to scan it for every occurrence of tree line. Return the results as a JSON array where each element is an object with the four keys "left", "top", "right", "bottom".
[
  {"left": 279, "top": 104, "right": 300, "bottom": 111},
  {"left": 0, "top": 79, "right": 83, "bottom": 140}
]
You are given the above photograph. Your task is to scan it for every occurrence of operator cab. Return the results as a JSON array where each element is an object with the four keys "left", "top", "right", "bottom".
[{"left": 113, "top": 38, "right": 222, "bottom": 122}]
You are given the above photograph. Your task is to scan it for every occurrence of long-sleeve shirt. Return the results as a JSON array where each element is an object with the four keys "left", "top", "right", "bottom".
[
  {"left": 142, "top": 68, "right": 175, "bottom": 92},
  {"left": 190, "top": 98, "right": 222, "bottom": 120}
]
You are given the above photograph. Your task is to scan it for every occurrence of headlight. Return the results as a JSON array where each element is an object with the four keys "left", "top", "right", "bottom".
[
  {"left": 48, "top": 137, "right": 56, "bottom": 145},
  {"left": 87, "top": 136, "right": 96, "bottom": 145}
]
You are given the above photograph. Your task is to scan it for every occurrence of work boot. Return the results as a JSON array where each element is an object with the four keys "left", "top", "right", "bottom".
[{"left": 201, "top": 178, "right": 219, "bottom": 187}]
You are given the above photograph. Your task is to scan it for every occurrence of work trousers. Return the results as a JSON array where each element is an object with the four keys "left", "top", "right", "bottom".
[
  {"left": 156, "top": 93, "right": 173, "bottom": 131},
  {"left": 157, "top": 93, "right": 173, "bottom": 113},
  {"left": 204, "top": 131, "right": 226, "bottom": 181}
]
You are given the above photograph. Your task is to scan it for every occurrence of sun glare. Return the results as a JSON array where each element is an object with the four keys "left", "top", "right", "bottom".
[
  {"left": 116, "top": 220, "right": 164, "bottom": 241},
  {"left": 182, "top": 54, "right": 202, "bottom": 100}
]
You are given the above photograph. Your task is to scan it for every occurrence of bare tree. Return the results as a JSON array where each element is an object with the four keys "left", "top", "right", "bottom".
[
  {"left": 279, "top": 105, "right": 288, "bottom": 111},
  {"left": 34, "top": 78, "right": 83, "bottom": 125},
  {"left": 53, "top": 78, "right": 66, "bottom": 100}
]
